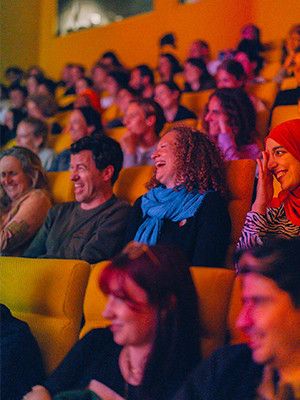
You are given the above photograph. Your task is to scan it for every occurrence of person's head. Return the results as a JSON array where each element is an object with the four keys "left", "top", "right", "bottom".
[
  {"left": 235, "top": 237, "right": 300, "bottom": 371},
  {"left": 130, "top": 64, "right": 154, "bottom": 92},
  {"left": 287, "top": 24, "right": 300, "bottom": 53},
  {"left": 158, "top": 53, "right": 183, "bottom": 81},
  {"left": 26, "top": 65, "right": 44, "bottom": 78},
  {"left": 159, "top": 33, "right": 176, "bottom": 49},
  {"left": 69, "top": 106, "right": 102, "bottom": 143},
  {"left": 74, "top": 89, "right": 102, "bottom": 114},
  {"left": 27, "top": 94, "right": 58, "bottom": 119},
  {"left": 70, "top": 135, "right": 123, "bottom": 208},
  {"left": 9, "top": 85, "right": 28, "bottom": 109},
  {"left": 241, "top": 24, "right": 260, "bottom": 41},
  {"left": 26, "top": 75, "right": 44, "bottom": 96},
  {"left": 69, "top": 64, "right": 85, "bottom": 85},
  {"left": 184, "top": 57, "right": 212, "bottom": 86},
  {"left": 116, "top": 87, "right": 137, "bottom": 114},
  {"left": 105, "top": 70, "right": 130, "bottom": 97},
  {"left": 16, "top": 117, "right": 49, "bottom": 152},
  {"left": 37, "top": 78, "right": 57, "bottom": 97},
  {"left": 5, "top": 66, "right": 23, "bottom": 85},
  {"left": 124, "top": 98, "right": 166, "bottom": 137},
  {"left": 204, "top": 88, "right": 257, "bottom": 147},
  {"left": 149, "top": 126, "right": 227, "bottom": 195},
  {"left": 188, "top": 39, "right": 210, "bottom": 60},
  {"left": 235, "top": 39, "right": 264, "bottom": 77},
  {"left": 99, "top": 51, "right": 123, "bottom": 68},
  {"left": 60, "top": 63, "right": 74, "bottom": 84},
  {"left": 265, "top": 119, "right": 300, "bottom": 193},
  {"left": 91, "top": 62, "right": 111, "bottom": 91},
  {"left": 0, "top": 146, "right": 48, "bottom": 208},
  {"left": 100, "top": 241, "right": 200, "bottom": 396},
  {"left": 75, "top": 77, "right": 93, "bottom": 94},
  {"left": 216, "top": 59, "right": 246, "bottom": 89},
  {"left": 154, "top": 81, "right": 180, "bottom": 112},
  {"left": 4, "top": 108, "right": 26, "bottom": 132}
]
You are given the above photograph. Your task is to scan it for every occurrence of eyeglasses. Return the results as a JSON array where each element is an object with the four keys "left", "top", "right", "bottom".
[{"left": 122, "top": 241, "right": 161, "bottom": 267}]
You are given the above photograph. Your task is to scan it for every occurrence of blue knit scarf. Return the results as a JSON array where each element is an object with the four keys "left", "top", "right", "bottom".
[{"left": 134, "top": 186, "right": 210, "bottom": 245}]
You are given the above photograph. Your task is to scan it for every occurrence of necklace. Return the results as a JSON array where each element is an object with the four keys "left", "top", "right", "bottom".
[{"left": 122, "top": 347, "right": 147, "bottom": 400}]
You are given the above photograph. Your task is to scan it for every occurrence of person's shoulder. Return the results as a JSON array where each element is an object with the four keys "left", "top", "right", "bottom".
[
  {"left": 80, "top": 328, "right": 116, "bottom": 349},
  {"left": 200, "top": 190, "right": 226, "bottom": 206},
  {"left": 50, "top": 201, "right": 77, "bottom": 214},
  {"left": 178, "top": 105, "right": 197, "bottom": 118},
  {"left": 111, "top": 196, "right": 131, "bottom": 210},
  {"left": 25, "top": 188, "right": 51, "bottom": 203}
]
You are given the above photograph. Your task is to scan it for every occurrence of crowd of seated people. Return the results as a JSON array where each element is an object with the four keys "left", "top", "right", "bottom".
[{"left": 1, "top": 20, "right": 300, "bottom": 400}]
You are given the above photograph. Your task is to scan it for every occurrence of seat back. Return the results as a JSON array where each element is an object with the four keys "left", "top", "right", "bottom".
[
  {"left": 0, "top": 257, "right": 90, "bottom": 374},
  {"left": 48, "top": 130, "right": 72, "bottom": 153},
  {"left": 80, "top": 261, "right": 110, "bottom": 338},
  {"left": 248, "top": 81, "right": 278, "bottom": 109},
  {"left": 190, "top": 267, "right": 236, "bottom": 358},
  {"left": 225, "top": 160, "right": 256, "bottom": 266},
  {"left": 114, "top": 165, "right": 154, "bottom": 205},
  {"left": 181, "top": 89, "right": 214, "bottom": 116},
  {"left": 270, "top": 105, "right": 300, "bottom": 129},
  {"left": 106, "top": 126, "right": 127, "bottom": 143},
  {"left": 47, "top": 171, "right": 74, "bottom": 203}
]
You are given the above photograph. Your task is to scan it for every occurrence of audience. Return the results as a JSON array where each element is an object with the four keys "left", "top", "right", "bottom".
[
  {"left": 157, "top": 53, "right": 183, "bottom": 83},
  {"left": 174, "top": 237, "right": 300, "bottom": 399},
  {"left": 121, "top": 98, "right": 165, "bottom": 167},
  {"left": 24, "top": 135, "right": 130, "bottom": 263},
  {"left": 24, "top": 242, "right": 200, "bottom": 400},
  {"left": 238, "top": 119, "right": 300, "bottom": 250},
  {"left": 26, "top": 94, "right": 61, "bottom": 134},
  {"left": 0, "top": 146, "right": 51, "bottom": 256},
  {"left": 1, "top": 107, "right": 27, "bottom": 147},
  {"left": 50, "top": 106, "right": 102, "bottom": 172},
  {"left": 203, "top": 88, "right": 261, "bottom": 160},
  {"left": 9, "top": 84, "right": 28, "bottom": 112},
  {"left": 187, "top": 39, "right": 211, "bottom": 64},
  {"left": 154, "top": 81, "right": 197, "bottom": 122},
  {"left": 16, "top": 117, "right": 55, "bottom": 171},
  {"left": 125, "top": 126, "right": 231, "bottom": 267}
]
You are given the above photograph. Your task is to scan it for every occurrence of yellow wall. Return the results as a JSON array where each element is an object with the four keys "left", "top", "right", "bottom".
[
  {"left": 1, "top": 0, "right": 299, "bottom": 80},
  {"left": 0, "top": 0, "right": 41, "bottom": 80}
]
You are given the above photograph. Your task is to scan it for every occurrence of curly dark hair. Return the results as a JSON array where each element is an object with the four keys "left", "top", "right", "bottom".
[
  {"left": 147, "top": 125, "right": 228, "bottom": 197},
  {"left": 203, "top": 88, "right": 258, "bottom": 147}
]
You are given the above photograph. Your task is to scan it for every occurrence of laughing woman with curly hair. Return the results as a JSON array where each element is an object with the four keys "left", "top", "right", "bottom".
[{"left": 125, "top": 126, "right": 231, "bottom": 267}]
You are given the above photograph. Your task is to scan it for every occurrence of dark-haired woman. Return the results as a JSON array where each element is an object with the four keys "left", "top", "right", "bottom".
[
  {"left": 24, "top": 242, "right": 201, "bottom": 400},
  {"left": 204, "top": 88, "right": 261, "bottom": 161},
  {"left": 183, "top": 58, "right": 215, "bottom": 92},
  {"left": 125, "top": 126, "right": 231, "bottom": 267}
]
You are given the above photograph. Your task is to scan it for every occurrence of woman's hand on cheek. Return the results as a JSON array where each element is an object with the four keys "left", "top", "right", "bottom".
[{"left": 252, "top": 151, "right": 274, "bottom": 214}]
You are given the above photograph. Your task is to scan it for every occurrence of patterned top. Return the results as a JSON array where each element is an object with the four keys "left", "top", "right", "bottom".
[{"left": 237, "top": 203, "right": 300, "bottom": 250}]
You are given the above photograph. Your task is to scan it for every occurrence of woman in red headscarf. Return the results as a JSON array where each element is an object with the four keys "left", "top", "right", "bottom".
[{"left": 238, "top": 119, "right": 300, "bottom": 249}]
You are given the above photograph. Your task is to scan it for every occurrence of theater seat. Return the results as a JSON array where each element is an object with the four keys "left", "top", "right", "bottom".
[
  {"left": 270, "top": 105, "right": 300, "bottom": 129},
  {"left": 248, "top": 81, "right": 278, "bottom": 109},
  {"left": 114, "top": 165, "right": 154, "bottom": 205},
  {"left": 181, "top": 89, "right": 214, "bottom": 116},
  {"left": 106, "top": 126, "right": 127, "bottom": 143},
  {"left": 225, "top": 159, "right": 256, "bottom": 267},
  {"left": 48, "top": 130, "right": 72, "bottom": 153},
  {"left": 46, "top": 171, "right": 75, "bottom": 203},
  {"left": 0, "top": 257, "right": 90, "bottom": 374},
  {"left": 80, "top": 261, "right": 110, "bottom": 338}
]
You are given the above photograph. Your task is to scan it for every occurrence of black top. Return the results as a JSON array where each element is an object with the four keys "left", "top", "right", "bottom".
[
  {"left": 0, "top": 304, "right": 45, "bottom": 400},
  {"left": 174, "top": 344, "right": 266, "bottom": 400},
  {"left": 124, "top": 191, "right": 231, "bottom": 267},
  {"left": 174, "top": 105, "right": 197, "bottom": 122},
  {"left": 44, "top": 328, "right": 195, "bottom": 400}
]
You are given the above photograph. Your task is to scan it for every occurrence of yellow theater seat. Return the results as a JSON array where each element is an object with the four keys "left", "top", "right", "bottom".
[
  {"left": 160, "top": 118, "right": 198, "bottom": 136},
  {"left": 260, "top": 61, "right": 281, "bottom": 81},
  {"left": 270, "top": 105, "right": 300, "bottom": 129},
  {"left": 225, "top": 159, "right": 256, "bottom": 267},
  {"left": 1, "top": 138, "right": 16, "bottom": 150},
  {"left": 248, "top": 81, "right": 278, "bottom": 109},
  {"left": 80, "top": 261, "right": 110, "bottom": 338},
  {"left": 181, "top": 89, "right": 214, "bottom": 117},
  {"left": 106, "top": 126, "right": 127, "bottom": 143},
  {"left": 190, "top": 267, "right": 236, "bottom": 358},
  {"left": 47, "top": 171, "right": 75, "bottom": 203},
  {"left": 48, "top": 130, "right": 72, "bottom": 153},
  {"left": 114, "top": 165, "right": 154, "bottom": 205},
  {"left": 0, "top": 257, "right": 90, "bottom": 374},
  {"left": 280, "top": 77, "right": 298, "bottom": 90}
]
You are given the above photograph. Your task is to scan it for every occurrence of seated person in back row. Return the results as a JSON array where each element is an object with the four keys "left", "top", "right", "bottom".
[
  {"left": 174, "top": 237, "right": 300, "bottom": 399},
  {"left": 24, "top": 135, "right": 130, "bottom": 263},
  {"left": 154, "top": 81, "right": 197, "bottom": 123},
  {"left": 121, "top": 98, "right": 166, "bottom": 168}
]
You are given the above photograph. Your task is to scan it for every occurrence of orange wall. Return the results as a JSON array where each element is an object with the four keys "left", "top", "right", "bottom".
[
  {"left": 0, "top": 0, "right": 40, "bottom": 80},
  {"left": 2, "top": 0, "right": 299, "bottom": 81},
  {"left": 38, "top": 0, "right": 252, "bottom": 79}
]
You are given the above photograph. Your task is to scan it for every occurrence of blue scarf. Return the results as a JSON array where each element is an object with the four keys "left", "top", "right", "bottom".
[{"left": 134, "top": 186, "right": 210, "bottom": 245}]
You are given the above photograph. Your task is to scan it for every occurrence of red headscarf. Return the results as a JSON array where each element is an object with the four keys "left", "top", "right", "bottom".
[
  {"left": 78, "top": 89, "right": 102, "bottom": 114},
  {"left": 267, "top": 119, "right": 300, "bottom": 225}
]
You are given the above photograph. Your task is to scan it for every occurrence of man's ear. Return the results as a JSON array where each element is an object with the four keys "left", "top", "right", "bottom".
[{"left": 102, "top": 165, "right": 114, "bottom": 182}]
